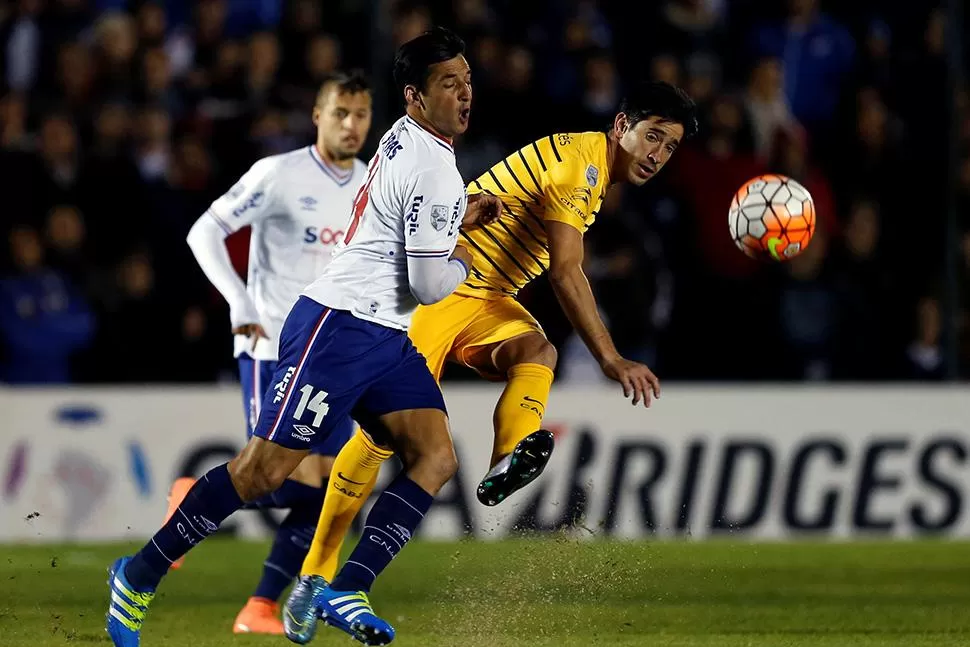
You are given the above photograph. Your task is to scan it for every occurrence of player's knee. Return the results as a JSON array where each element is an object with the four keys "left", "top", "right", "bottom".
[
  {"left": 423, "top": 443, "right": 459, "bottom": 487},
  {"left": 228, "top": 452, "right": 289, "bottom": 501},
  {"left": 528, "top": 338, "right": 558, "bottom": 370}
]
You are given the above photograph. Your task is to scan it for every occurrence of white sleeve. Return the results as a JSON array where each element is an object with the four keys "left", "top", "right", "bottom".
[
  {"left": 186, "top": 213, "right": 260, "bottom": 328},
  {"left": 402, "top": 168, "right": 468, "bottom": 304},
  {"left": 407, "top": 255, "right": 469, "bottom": 305},
  {"left": 205, "top": 157, "right": 280, "bottom": 233}
]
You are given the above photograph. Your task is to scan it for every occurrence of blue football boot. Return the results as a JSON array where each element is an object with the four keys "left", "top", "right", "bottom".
[
  {"left": 317, "top": 587, "right": 395, "bottom": 645},
  {"left": 105, "top": 556, "right": 155, "bottom": 647},
  {"left": 283, "top": 574, "right": 328, "bottom": 644}
]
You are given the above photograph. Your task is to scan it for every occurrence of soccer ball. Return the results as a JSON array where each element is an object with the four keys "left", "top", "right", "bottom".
[{"left": 728, "top": 174, "right": 816, "bottom": 261}]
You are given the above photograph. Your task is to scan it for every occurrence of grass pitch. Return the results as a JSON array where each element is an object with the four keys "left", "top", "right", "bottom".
[{"left": 1, "top": 538, "right": 969, "bottom": 647}]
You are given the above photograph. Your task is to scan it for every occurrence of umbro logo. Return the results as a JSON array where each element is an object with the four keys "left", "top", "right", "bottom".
[
  {"left": 389, "top": 523, "right": 412, "bottom": 543},
  {"left": 299, "top": 196, "right": 318, "bottom": 211},
  {"left": 195, "top": 515, "right": 218, "bottom": 533},
  {"left": 292, "top": 424, "right": 316, "bottom": 440}
]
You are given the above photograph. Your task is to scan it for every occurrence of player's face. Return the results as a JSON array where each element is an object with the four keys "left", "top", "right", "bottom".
[
  {"left": 416, "top": 55, "right": 472, "bottom": 138},
  {"left": 615, "top": 115, "right": 684, "bottom": 186},
  {"left": 313, "top": 88, "right": 372, "bottom": 160}
]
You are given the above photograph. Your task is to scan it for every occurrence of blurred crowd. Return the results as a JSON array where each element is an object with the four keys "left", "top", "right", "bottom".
[{"left": 1, "top": 0, "right": 969, "bottom": 384}]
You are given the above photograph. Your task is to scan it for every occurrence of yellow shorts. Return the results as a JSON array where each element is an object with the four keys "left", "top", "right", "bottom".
[{"left": 408, "top": 292, "right": 544, "bottom": 381}]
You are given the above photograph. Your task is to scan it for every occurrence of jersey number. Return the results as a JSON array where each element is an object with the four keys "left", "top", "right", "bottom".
[
  {"left": 345, "top": 154, "right": 381, "bottom": 244},
  {"left": 293, "top": 384, "right": 330, "bottom": 427}
]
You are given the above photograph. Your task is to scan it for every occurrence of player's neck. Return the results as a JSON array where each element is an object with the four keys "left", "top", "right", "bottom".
[
  {"left": 605, "top": 132, "right": 621, "bottom": 186},
  {"left": 314, "top": 142, "right": 353, "bottom": 171},
  {"left": 405, "top": 108, "right": 454, "bottom": 145}
]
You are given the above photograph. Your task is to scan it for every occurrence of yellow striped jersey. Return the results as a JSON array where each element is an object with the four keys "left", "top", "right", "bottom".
[{"left": 459, "top": 131, "right": 610, "bottom": 298}]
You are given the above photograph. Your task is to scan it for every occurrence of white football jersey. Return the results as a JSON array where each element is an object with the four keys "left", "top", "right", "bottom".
[
  {"left": 303, "top": 115, "right": 467, "bottom": 331},
  {"left": 205, "top": 145, "right": 367, "bottom": 360}
]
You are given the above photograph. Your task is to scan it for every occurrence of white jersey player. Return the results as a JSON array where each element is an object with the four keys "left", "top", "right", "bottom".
[
  {"left": 102, "top": 28, "right": 501, "bottom": 647},
  {"left": 302, "top": 113, "right": 470, "bottom": 329},
  {"left": 177, "top": 72, "right": 373, "bottom": 635}
]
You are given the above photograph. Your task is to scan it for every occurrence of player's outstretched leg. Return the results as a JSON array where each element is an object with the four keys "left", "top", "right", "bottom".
[
  {"left": 471, "top": 333, "right": 557, "bottom": 506},
  {"left": 105, "top": 438, "right": 306, "bottom": 647},
  {"left": 234, "top": 478, "right": 325, "bottom": 635},
  {"left": 313, "top": 408, "right": 457, "bottom": 646},
  {"left": 477, "top": 428, "right": 555, "bottom": 506},
  {"left": 162, "top": 477, "right": 195, "bottom": 570},
  {"left": 284, "top": 430, "right": 388, "bottom": 645}
]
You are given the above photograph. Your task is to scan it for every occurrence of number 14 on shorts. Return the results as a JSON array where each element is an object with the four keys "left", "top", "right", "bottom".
[{"left": 293, "top": 384, "right": 329, "bottom": 439}]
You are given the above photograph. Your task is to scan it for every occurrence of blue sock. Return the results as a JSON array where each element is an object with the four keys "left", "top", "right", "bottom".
[
  {"left": 245, "top": 478, "right": 324, "bottom": 510},
  {"left": 125, "top": 464, "right": 244, "bottom": 592},
  {"left": 331, "top": 473, "right": 432, "bottom": 593},
  {"left": 252, "top": 481, "right": 325, "bottom": 602}
]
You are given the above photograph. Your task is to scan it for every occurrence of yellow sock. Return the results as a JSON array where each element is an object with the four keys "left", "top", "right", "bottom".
[
  {"left": 301, "top": 428, "right": 392, "bottom": 580},
  {"left": 492, "top": 363, "right": 554, "bottom": 465}
]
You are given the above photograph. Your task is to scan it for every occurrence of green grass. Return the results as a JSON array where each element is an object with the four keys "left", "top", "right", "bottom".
[{"left": 1, "top": 538, "right": 970, "bottom": 646}]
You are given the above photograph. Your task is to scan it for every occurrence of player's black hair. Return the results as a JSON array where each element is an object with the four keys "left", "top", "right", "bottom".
[
  {"left": 392, "top": 26, "right": 466, "bottom": 95},
  {"left": 619, "top": 81, "right": 699, "bottom": 139},
  {"left": 315, "top": 69, "right": 371, "bottom": 105}
]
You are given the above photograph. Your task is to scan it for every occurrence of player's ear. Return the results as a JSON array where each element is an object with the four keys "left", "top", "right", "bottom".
[
  {"left": 311, "top": 106, "right": 321, "bottom": 126},
  {"left": 614, "top": 112, "right": 629, "bottom": 136},
  {"left": 404, "top": 84, "right": 419, "bottom": 106}
]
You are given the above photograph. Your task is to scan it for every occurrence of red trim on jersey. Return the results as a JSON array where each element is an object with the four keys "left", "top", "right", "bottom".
[
  {"left": 344, "top": 154, "right": 380, "bottom": 245},
  {"left": 405, "top": 115, "right": 454, "bottom": 148}
]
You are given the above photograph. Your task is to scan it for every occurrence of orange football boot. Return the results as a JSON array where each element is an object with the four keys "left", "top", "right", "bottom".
[
  {"left": 163, "top": 476, "right": 196, "bottom": 570},
  {"left": 233, "top": 597, "right": 285, "bottom": 635}
]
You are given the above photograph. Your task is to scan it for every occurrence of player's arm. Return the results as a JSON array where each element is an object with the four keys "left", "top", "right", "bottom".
[
  {"left": 547, "top": 222, "right": 660, "bottom": 406},
  {"left": 543, "top": 161, "right": 660, "bottom": 407},
  {"left": 404, "top": 170, "right": 470, "bottom": 305},
  {"left": 546, "top": 221, "right": 618, "bottom": 365},
  {"left": 186, "top": 158, "right": 277, "bottom": 339}
]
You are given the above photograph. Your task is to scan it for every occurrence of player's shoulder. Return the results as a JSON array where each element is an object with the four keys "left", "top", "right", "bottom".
[
  {"left": 246, "top": 147, "right": 309, "bottom": 176},
  {"left": 546, "top": 131, "right": 606, "bottom": 162},
  {"left": 391, "top": 116, "right": 456, "bottom": 170},
  {"left": 539, "top": 132, "right": 607, "bottom": 184}
]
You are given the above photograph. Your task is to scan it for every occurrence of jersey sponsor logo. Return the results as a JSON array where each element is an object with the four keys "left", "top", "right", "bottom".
[
  {"left": 557, "top": 134, "right": 573, "bottom": 146},
  {"left": 273, "top": 366, "right": 296, "bottom": 404},
  {"left": 571, "top": 186, "right": 591, "bottom": 206},
  {"left": 447, "top": 196, "right": 464, "bottom": 236},
  {"left": 430, "top": 204, "right": 449, "bottom": 231},
  {"left": 406, "top": 195, "right": 424, "bottom": 235},
  {"left": 557, "top": 196, "right": 586, "bottom": 219},
  {"left": 381, "top": 132, "right": 404, "bottom": 160},
  {"left": 232, "top": 191, "right": 265, "bottom": 218},
  {"left": 304, "top": 226, "right": 345, "bottom": 245},
  {"left": 298, "top": 196, "right": 318, "bottom": 211},
  {"left": 585, "top": 164, "right": 599, "bottom": 187}
]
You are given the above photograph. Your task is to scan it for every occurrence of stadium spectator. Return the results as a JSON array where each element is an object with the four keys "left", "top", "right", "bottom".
[
  {"left": 0, "top": 225, "right": 95, "bottom": 383},
  {"left": 0, "top": 0, "right": 967, "bottom": 383}
]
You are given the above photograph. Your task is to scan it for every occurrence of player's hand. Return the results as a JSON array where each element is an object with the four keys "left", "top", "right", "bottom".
[
  {"left": 450, "top": 244, "right": 473, "bottom": 273},
  {"left": 463, "top": 193, "right": 502, "bottom": 227},
  {"left": 600, "top": 356, "right": 661, "bottom": 408},
  {"left": 232, "top": 323, "right": 269, "bottom": 353}
]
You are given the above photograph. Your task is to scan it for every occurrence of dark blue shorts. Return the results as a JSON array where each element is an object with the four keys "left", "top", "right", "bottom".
[
  {"left": 239, "top": 354, "right": 354, "bottom": 456},
  {"left": 252, "top": 297, "right": 446, "bottom": 452}
]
